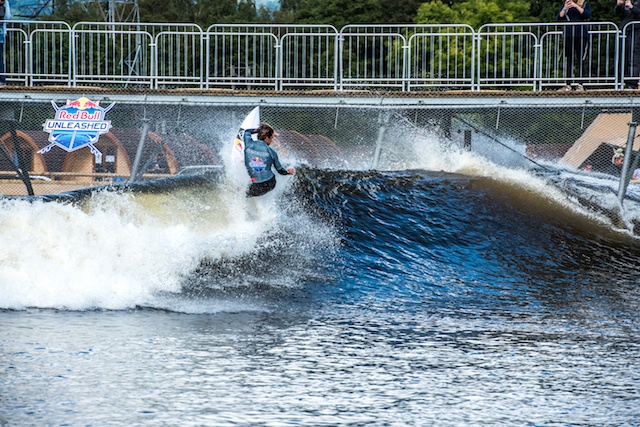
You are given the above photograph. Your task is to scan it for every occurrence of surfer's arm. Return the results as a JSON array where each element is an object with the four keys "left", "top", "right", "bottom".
[
  {"left": 269, "top": 146, "right": 293, "bottom": 175},
  {"left": 276, "top": 167, "right": 294, "bottom": 175},
  {"left": 275, "top": 164, "right": 292, "bottom": 175}
]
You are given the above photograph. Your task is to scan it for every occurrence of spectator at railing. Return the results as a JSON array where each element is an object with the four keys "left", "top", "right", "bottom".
[
  {"left": 615, "top": 0, "right": 640, "bottom": 89},
  {"left": 608, "top": 148, "right": 626, "bottom": 176},
  {"left": 558, "top": 0, "right": 592, "bottom": 91},
  {"left": 0, "top": 0, "right": 10, "bottom": 86}
]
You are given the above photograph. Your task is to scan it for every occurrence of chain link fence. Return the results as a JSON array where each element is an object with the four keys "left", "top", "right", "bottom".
[{"left": 1, "top": 97, "right": 639, "bottom": 222}]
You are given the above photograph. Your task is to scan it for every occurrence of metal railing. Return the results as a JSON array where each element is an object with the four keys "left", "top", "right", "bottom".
[{"left": 2, "top": 20, "right": 639, "bottom": 91}]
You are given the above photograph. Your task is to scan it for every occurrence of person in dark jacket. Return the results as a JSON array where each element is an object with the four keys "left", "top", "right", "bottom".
[
  {"left": 557, "top": 0, "right": 592, "bottom": 91},
  {"left": 0, "top": 0, "right": 11, "bottom": 85},
  {"left": 615, "top": 0, "right": 640, "bottom": 88},
  {"left": 243, "top": 122, "right": 295, "bottom": 197},
  {"left": 606, "top": 148, "right": 626, "bottom": 176}
]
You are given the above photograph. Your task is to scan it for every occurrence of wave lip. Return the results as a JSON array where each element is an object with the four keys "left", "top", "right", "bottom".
[{"left": 0, "top": 170, "right": 339, "bottom": 312}]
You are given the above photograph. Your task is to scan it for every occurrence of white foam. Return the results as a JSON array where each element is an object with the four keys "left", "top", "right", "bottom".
[
  {"left": 372, "top": 120, "right": 640, "bottom": 235},
  {"left": 0, "top": 182, "right": 280, "bottom": 311}
]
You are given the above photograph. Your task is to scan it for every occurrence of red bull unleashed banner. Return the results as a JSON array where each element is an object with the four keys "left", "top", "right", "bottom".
[{"left": 39, "top": 97, "right": 115, "bottom": 163}]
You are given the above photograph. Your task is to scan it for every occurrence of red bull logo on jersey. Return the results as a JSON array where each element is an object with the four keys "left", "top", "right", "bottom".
[
  {"left": 39, "top": 97, "right": 116, "bottom": 162},
  {"left": 249, "top": 157, "right": 266, "bottom": 172}
]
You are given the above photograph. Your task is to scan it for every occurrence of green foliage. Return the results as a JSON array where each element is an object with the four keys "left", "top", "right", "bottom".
[
  {"left": 139, "top": 0, "right": 259, "bottom": 26},
  {"left": 39, "top": 0, "right": 623, "bottom": 30},
  {"left": 42, "top": 0, "right": 263, "bottom": 27},
  {"left": 416, "top": 0, "right": 532, "bottom": 27},
  {"left": 292, "top": 0, "right": 379, "bottom": 27},
  {"left": 45, "top": 0, "right": 106, "bottom": 23},
  {"left": 378, "top": 0, "right": 424, "bottom": 23},
  {"left": 139, "top": 0, "right": 197, "bottom": 23},
  {"left": 415, "top": 1, "right": 457, "bottom": 25},
  {"left": 589, "top": 0, "right": 619, "bottom": 23},
  {"left": 529, "top": 0, "right": 564, "bottom": 22},
  {"left": 288, "top": 0, "right": 422, "bottom": 27}
]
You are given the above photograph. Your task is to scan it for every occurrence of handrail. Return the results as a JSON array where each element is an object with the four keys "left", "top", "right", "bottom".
[
  {"left": 0, "top": 20, "right": 634, "bottom": 92},
  {"left": 0, "top": 171, "right": 172, "bottom": 179}
]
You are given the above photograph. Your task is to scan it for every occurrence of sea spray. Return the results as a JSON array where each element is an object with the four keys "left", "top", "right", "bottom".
[{"left": 0, "top": 171, "right": 339, "bottom": 311}]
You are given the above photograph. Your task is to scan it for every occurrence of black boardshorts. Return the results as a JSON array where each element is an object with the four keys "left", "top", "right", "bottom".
[{"left": 246, "top": 176, "right": 276, "bottom": 197}]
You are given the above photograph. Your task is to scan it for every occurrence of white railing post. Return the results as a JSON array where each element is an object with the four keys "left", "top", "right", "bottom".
[
  {"left": 0, "top": 21, "right": 626, "bottom": 92},
  {"left": 275, "top": 40, "right": 282, "bottom": 91}
]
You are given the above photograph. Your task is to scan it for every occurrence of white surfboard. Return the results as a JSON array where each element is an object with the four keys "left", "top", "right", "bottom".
[{"left": 232, "top": 106, "right": 261, "bottom": 163}]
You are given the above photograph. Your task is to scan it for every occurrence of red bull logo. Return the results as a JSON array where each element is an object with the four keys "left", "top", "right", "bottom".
[
  {"left": 58, "top": 110, "right": 102, "bottom": 120},
  {"left": 66, "top": 99, "right": 81, "bottom": 108},
  {"left": 66, "top": 97, "right": 100, "bottom": 110},
  {"left": 39, "top": 97, "right": 116, "bottom": 162}
]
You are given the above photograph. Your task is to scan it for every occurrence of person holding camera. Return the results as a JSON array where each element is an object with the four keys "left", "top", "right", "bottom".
[{"left": 557, "top": 0, "right": 591, "bottom": 91}]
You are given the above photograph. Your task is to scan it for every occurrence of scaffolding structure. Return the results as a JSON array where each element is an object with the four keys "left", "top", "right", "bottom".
[{"left": 12, "top": 0, "right": 139, "bottom": 22}]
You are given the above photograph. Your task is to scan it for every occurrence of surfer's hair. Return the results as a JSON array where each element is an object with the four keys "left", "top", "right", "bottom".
[{"left": 257, "top": 123, "right": 275, "bottom": 141}]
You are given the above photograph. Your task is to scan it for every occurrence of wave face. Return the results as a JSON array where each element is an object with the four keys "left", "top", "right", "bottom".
[
  {"left": 295, "top": 169, "right": 640, "bottom": 314},
  {"left": 2, "top": 155, "right": 640, "bottom": 426},
  {"left": 1, "top": 164, "right": 639, "bottom": 314}
]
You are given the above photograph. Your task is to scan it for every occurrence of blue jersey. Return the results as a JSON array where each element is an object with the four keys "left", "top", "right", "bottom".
[{"left": 243, "top": 130, "right": 289, "bottom": 183}]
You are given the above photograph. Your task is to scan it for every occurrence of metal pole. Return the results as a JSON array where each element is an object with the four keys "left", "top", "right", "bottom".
[
  {"left": 464, "top": 129, "right": 472, "bottom": 151},
  {"left": 129, "top": 117, "right": 150, "bottom": 183},
  {"left": 617, "top": 121, "right": 637, "bottom": 204},
  {"left": 9, "top": 119, "right": 34, "bottom": 196},
  {"left": 0, "top": 121, "right": 33, "bottom": 196},
  {"left": 372, "top": 111, "right": 389, "bottom": 169}
]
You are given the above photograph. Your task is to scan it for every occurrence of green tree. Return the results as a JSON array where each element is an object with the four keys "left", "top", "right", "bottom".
[
  {"left": 139, "top": 0, "right": 197, "bottom": 23},
  {"left": 289, "top": 0, "right": 422, "bottom": 27},
  {"left": 416, "top": 0, "right": 532, "bottom": 28},
  {"left": 529, "top": 0, "right": 565, "bottom": 22},
  {"left": 40, "top": 0, "right": 621, "bottom": 29},
  {"left": 45, "top": 0, "right": 106, "bottom": 23},
  {"left": 138, "top": 0, "right": 258, "bottom": 27},
  {"left": 379, "top": 0, "right": 423, "bottom": 23},
  {"left": 414, "top": 0, "right": 457, "bottom": 24}
]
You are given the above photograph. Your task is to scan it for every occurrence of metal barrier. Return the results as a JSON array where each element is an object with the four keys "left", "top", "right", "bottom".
[
  {"left": 477, "top": 22, "right": 619, "bottom": 91},
  {"left": 206, "top": 25, "right": 280, "bottom": 90},
  {"left": 339, "top": 25, "right": 408, "bottom": 91},
  {"left": 477, "top": 24, "right": 540, "bottom": 91},
  {"left": 0, "top": 20, "right": 636, "bottom": 91},
  {"left": 620, "top": 21, "right": 640, "bottom": 90},
  {"left": 5, "top": 20, "right": 72, "bottom": 86},
  {"left": 407, "top": 25, "right": 475, "bottom": 91},
  {"left": 155, "top": 29, "right": 205, "bottom": 88},
  {"left": 338, "top": 25, "right": 476, "bottom": 91},
  {"left": 73, "top": 28, "right": 154, "bottom": 88},
  {"left": 205, "top": 24, "right": 340, "bottom": 91},
  {"left": 280, "top": 25, "right": 339, "bottom": 90},
  {"left": 71, "top": 22, "right": 205, "bottom": 88}
]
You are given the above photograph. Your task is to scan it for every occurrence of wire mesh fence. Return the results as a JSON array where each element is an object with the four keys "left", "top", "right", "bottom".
[{"left": 1, "top": 96, "right": 639, "bottom": 230}]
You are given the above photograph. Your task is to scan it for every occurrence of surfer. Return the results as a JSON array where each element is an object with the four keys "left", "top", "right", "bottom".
[{"left": 244, "top": 122, "right": 295, "bottom": 197}]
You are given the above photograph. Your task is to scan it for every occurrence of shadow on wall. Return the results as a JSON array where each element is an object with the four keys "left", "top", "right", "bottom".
[
  {"left": 524, "top": 113, "right": 640, "bottom": 176},
  {"left": 273, "top": 130, "right": 343, "bottom": 167},
  {"left": 0, "top": 125, "right": 342, "bottom": 181},
  {"left": 560, "top": 113, "right": 640, "bottom": 174},
  {"left": 0, "top": 129, "right": 220, "bottom": 180}
]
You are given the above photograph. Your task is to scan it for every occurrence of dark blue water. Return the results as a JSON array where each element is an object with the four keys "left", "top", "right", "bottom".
[{"left": 1, "top": 169, "right": 639, "bottom": 426}]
